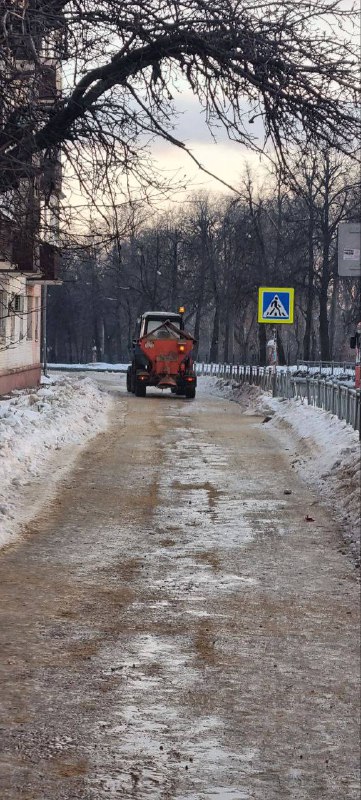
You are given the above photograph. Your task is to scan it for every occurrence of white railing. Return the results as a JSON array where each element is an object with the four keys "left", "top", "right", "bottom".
[
  {"left": 196, "top": 363, "right": 360, "bottom": 433},
  {"left": 295, "top": 360, "right": 355, "bottom": 376}
]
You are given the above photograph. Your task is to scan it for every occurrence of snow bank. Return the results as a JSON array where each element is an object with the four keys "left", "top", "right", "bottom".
[
  {"left": 48, "top": 362, "right": 129, "bottom": 372},
  {"left": 213, "top": 378, "right": 361, "bottom": 563},
  {"left": 0, "top": 375, "right": 112, "bottom": 549}
]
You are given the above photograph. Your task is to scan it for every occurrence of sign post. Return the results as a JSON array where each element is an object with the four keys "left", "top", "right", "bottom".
[{"left": 258, "top": 287, "right": 295, "bottom": 373}]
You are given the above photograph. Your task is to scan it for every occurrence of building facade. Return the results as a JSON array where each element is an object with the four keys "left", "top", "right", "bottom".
[
  {"left": 0, "top": 0, "right": 62, "bottom": 395},
  {"left": 0, "top": 272, "right": 41, "bottom": 394}
]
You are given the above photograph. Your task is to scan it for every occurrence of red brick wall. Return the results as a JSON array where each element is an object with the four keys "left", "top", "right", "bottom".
[{"left": 0, "top": 364, "right": 41, "bottom": 395}]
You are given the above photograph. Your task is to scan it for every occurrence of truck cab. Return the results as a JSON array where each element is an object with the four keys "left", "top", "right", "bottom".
[{"left": 138, "top": 311, "right": 184, "bottom": 338}]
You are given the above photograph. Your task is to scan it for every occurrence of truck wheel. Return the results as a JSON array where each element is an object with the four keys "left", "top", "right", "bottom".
[
  {"left": 185, "top": 386, "right": 196, "bottom": 399},
  {"left": 135, "top": 379, "right": 146, "bottom": 397},
  {"left": 126, "top": 368, "right": 132, "bottom": 392}
]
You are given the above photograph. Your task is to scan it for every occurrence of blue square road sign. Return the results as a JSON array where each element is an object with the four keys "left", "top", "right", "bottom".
[{"left": 258, "top": 287, "right": 294, "bottom": 324}]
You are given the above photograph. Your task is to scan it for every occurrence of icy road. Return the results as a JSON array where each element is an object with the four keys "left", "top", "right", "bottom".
[{"left": 0, "top": 376, "right": 359, "bottom": 800}]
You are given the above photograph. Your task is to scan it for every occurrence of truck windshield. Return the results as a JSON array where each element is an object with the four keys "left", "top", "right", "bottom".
[{"left": 146, "top": 318, "right": 180, "bottom": 334}]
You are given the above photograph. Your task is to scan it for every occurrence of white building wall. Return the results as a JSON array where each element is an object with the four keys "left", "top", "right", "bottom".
[{"left": 0, "top": 272, "right": 41, "bottom": 382}]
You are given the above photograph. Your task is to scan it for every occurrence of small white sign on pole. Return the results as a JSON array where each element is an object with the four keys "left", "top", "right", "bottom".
[{"left": 338, "top": 222, "right": 361, "bottom": 277}]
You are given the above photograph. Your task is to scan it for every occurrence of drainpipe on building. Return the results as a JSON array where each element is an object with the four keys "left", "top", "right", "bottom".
[{"left": 42, "top": 284, "right": 48, "bottom": 376}]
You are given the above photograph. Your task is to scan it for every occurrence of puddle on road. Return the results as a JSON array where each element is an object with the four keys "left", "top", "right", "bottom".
[
  {"left": 156, "top": 422, "right": 281, "bottom": 558},
  {"left": 178, "top": 790, "right": 250, "bottom": 799},
  {"left": 152, "top": 564, "right": 259, "bottom": 599},
  {"left": 90, "top": 708, "right": 256, "bottom": 799}
]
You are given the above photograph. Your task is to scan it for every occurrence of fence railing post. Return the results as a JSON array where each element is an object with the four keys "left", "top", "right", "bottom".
[
  {"left": 272, "top": 368, "right": 277, "bottom": 398},
  {"left": 338, "top": 384, "right": 342, "bottom": 419},
  {"left": 199, "top": 363, "right": 359, "bottom": 433},
  {"left": 346, "top": 386, "right": 350, "bottom": 425}
]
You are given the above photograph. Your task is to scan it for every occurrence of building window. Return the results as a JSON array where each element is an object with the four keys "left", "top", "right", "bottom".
[
  {"left": 34, "top": 296, "right": 40, "bottom": 341},
  {"left": 9, "top": 294, "right": 25, "bottom": 342},
  {"left": 27, "top": 295, "right": 34, "bottom": 340},
  {"left": 13, "top": 294, "right": 24, "bottom": 313}
]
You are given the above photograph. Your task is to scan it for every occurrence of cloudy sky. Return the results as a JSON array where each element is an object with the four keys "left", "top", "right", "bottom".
[
  {"left": 149, "top": 88, "right": 267, "bottom": 203},
  {"left": 62, "top": 0, "right": 358, "bottom": 216}
]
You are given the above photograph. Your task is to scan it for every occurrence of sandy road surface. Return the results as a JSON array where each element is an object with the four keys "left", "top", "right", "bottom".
[{"left": 0, "top": 377, "right": 359, "bottom": 800}]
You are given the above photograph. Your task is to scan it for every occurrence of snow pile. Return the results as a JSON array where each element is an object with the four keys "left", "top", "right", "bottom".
[
  {"left": 207, "top": 379, "right": 265, "bottom": 409},
  {"left": 214, "top": 378, "right": 361, "bottom": 563},
  {"left": 48, "top": 362, "right": 129, "bottom": 372},
  {"left": 0, "top": 375, "right": 112, "bottom": 549},
  {"left": 197, "top": 363, "right": 355, "bottom": 385}
]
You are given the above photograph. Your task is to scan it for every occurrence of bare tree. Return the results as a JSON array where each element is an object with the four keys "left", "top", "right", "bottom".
[
  {"left": 46, "top": 167, "right": 359, "bottom": 365},
  {"left": 0, "top": 0, "right": 359, "bottom": 211},
  {"left": 286, "top": 150, "right": 360, "bottom": 360}
]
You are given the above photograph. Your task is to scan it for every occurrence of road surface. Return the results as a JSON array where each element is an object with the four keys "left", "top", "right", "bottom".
[{"left": 0, "top": 376, "right": 359, "bottom": 800}]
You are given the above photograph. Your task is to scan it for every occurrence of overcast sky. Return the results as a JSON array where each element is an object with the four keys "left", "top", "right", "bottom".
[
  {"left": 149, "top": 87, "right": 267, "bottom": 202},
  {"left": 63, "top": 0, "right": 358, "bottom": 213}
]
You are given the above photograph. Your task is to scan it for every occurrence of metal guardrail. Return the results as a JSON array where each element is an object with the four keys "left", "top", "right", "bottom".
[
  {"left": 196, "top": 363, "right": 360, "bottom": 434},
  {"left": 296, "top": 360, "right": 355, "bottom": 375}
]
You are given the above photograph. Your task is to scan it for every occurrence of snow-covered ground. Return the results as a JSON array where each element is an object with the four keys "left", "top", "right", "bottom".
[
  {"left": 209, "top": 378, "right": 360, "bottom": 563},
  {"left": 1, "top": 372, "right": 359, "bottom": 563},
  {"left": 48, "top": 362, "right": 129, "bottom": 372},
  {"left": 0, "top": 375, "right": 112, "bottom": 550}
]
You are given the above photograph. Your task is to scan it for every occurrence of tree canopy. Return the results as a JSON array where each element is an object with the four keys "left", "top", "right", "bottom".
[{"left": 0, "top": 0, "right": 360, "bottom": 200}]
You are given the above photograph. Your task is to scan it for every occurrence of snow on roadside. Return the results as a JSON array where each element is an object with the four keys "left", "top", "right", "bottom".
[
  {"left": 0, "top": 375, "right": 112, "bottom": 550},
  {"left": 212, "top": 378, "right": 361, "bottom": 563},
  {"left": 48, "top": 362, "right": 129, "bottom": 372}
]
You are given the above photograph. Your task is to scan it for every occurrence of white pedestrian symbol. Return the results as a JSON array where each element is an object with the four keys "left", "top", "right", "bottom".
[{"left": 264, "top": 294, "right": 288, "bottom": 319}]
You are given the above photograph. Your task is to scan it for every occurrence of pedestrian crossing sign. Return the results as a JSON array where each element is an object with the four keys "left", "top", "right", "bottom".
[{"left": 258, "top": 287, "right": 294, "bottom": 324}]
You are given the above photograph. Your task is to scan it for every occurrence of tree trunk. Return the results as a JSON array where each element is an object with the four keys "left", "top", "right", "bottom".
[
  {"left": 259, "top": 324, "right": 267, "bottom": 365},
  {"left": 311, "top": 326, "right": 317, "bottom": 360},
  {"left": 210, "top": 303, "right": 220, "bottom": 362},
  {"left": 276, "top": 330, "right": 287, "bottom": 365},
  {"left": 170, "top": 231, "right": 179, "bottom": 310},
  {"left": 319, "top": 155, "right": 331, "bottom": 362},
  {"left": 193, "top": 254, "right": 206, "bottom": 358},
  {"left": 228, "top": 304, "right": 235, "bottom": 363},
  {"left": 303, "top": 211, "right": 315, "bottom": 360},
  {"left": 223, "top": 302, "right": 235, "bottom": 363},
  {"left": 329, "top": 271, "right": 339, "bottom": 359},
  {"left": 223, "top": 308, "right": 229, "bottom": 363},
  {"left": 319, "top": 284, "right": 330, "bottom": 361}
]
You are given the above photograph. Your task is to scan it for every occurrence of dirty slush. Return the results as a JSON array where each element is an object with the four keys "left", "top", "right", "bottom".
[{"left": 0, "top": 377, "right": 359, "bottom": 799}]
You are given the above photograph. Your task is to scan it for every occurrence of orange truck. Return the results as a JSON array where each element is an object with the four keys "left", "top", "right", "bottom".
[{"left": 126, "top": 309, "right": 197, "bottom": 398}]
